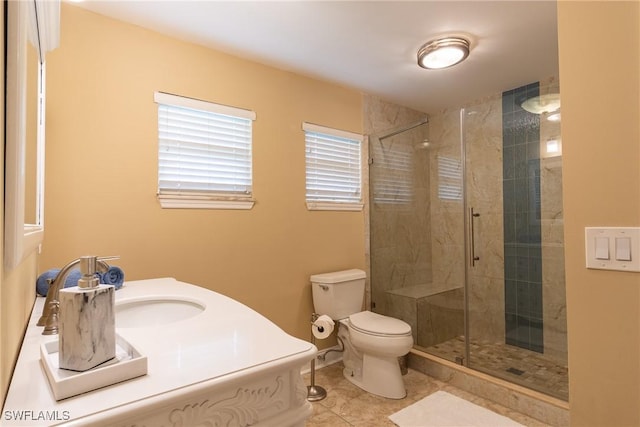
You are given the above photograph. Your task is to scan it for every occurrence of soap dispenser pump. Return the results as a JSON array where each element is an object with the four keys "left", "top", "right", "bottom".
[{"left": 58, "top": 256, "right": 116, "bottom": 371}]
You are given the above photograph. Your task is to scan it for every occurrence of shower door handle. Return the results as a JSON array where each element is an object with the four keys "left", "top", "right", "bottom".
[{"left": 469, "top": 208, "right": 480, "bottom": 267}]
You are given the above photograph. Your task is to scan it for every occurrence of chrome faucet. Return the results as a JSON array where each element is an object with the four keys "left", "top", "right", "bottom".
[{"left": 37, "top": 255, "right": 119, "bottom": 335}]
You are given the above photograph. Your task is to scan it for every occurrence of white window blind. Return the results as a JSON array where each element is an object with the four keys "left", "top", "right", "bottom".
[
  {"left": 438, "top": 155, "right": 463, "bottom": 201},
  {"left": 304, "top": 123, "right": 363, "bottom": 210},
  {"left": 155, "top": 92, "right": 256, "bottom": 209},
  {"left": 371, "top": 142, "right": 413, "bottom": 205}
]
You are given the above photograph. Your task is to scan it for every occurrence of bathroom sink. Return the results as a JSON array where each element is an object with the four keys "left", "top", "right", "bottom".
[
  {"left": 115, "top": 296, "right": 205, "bottom": 328},
  {"left": 5, "top": 278, "right": 316, "bottom": 426}
]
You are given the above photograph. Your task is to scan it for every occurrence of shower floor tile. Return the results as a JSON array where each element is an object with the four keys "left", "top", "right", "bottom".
[{"left": 422, "top": 336, "right": 569, "bottom": 401}]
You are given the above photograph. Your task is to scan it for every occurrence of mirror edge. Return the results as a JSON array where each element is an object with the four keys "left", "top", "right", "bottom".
[{"left": 4, "top": 0, "right": 59, "bottom": 271}]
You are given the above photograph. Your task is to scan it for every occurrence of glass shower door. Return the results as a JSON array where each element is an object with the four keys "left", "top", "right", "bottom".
[
  {"left": 369, "top": 123, "right": 432, "bottom": 338},
  {"left": 414, "top": 109, "right": 466, "bottom": 363},
  {"left": 367, "top": 81, "right": 568, "bottom": 401},
  {"left": 464, "top": 82, "right": 568, "bottom": 400},
  {"left": 368, "top": 107, "right": 468, "bottom": 365}
]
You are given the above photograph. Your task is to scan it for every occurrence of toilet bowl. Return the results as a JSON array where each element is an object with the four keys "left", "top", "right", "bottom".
[
  {"left": 339, "top": 311, "right": 413, "bottom": 399},
  {"left": 310, "top": 269, "right": 414, "bottom": 399}
]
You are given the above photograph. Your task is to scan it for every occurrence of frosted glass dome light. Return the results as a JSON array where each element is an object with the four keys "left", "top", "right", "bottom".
[{"left": 417, "top": 37, "right": 470, "bottom": 70}]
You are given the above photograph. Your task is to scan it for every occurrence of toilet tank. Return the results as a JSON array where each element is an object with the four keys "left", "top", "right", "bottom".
[{"left": 310, "top": 269, "right": 366, "bottom": 320}]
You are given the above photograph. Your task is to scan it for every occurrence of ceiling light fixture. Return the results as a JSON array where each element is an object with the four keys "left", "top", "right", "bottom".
[{"left": 417, "top": 37, "right": 470, "bottom": 70}]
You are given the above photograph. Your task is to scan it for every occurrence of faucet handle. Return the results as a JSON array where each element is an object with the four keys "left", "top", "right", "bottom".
[
  {"left": 42, "top": 301, "right": 59, "bottom": 335},
  {"left": 97, "top": 255, "right": 120, "bottom": 263}
]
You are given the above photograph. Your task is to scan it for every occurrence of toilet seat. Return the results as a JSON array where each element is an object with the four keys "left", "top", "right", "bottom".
[{"left": 348, "top": 311, "right": 411, "bottom": 337}]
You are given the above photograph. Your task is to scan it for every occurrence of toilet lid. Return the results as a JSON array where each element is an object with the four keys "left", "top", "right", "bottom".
[{"left": 349, "top": 311, "right": 411, "bottom": 336}]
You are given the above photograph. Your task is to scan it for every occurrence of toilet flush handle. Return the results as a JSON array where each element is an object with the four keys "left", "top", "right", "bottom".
[{"left": 319, "top": 285, "right": 329, "bottom": 291}]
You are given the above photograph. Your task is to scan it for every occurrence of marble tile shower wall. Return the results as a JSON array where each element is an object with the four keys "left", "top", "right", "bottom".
[
  {"left": 427, "top": 95, "right": 506, "bottom": 349},
  {"left": 538, "top": 78, "right": 567, "bottom": 365},
  {"left": 423, "top": 107, "right": 467, "bottom": 351},
  {"left": 461, "top": 94, "right": 506, "bottom": 346},
  {"left": 364, "top": 94, "right": 431, "bottom": 337},
  {"left": 427, "top": 108, "right": 465, "bottom": 293}
]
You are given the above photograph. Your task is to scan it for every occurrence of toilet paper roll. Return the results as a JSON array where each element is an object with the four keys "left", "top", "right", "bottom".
[{"left": 312, "top": 314, "right": 335, "bottom": 340}]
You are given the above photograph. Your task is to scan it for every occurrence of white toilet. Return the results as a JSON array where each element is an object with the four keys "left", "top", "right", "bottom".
[{"left": 310, "top": 269, "right": 413, "bottom": 399}]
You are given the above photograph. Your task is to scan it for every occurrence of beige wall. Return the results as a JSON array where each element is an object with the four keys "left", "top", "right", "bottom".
[
  {"left": 0, "top": 255, "right": 38, "bottom": 406},
  {"left": 40, "top": 4, "right": 365, "bottom": 343},
  {"left": 558, "top": 1, "right": 640, "bottom": 425}
]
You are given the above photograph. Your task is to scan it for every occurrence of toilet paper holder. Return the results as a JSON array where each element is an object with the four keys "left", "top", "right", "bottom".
[
  {"left": 311, "top": 314, "right": 334, "bottom": 339},
  {"left": 307, "top": 313, "right": 328, "bottom": 402}
]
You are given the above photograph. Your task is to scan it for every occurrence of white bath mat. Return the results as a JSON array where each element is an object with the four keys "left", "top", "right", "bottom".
[{"left": 388, "top": 391, "right": 525, "bottom": 427}]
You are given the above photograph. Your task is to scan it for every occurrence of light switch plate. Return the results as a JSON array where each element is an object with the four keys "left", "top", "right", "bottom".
[{"left": 585, "top": 227, "right": 640, "bottom": 272}]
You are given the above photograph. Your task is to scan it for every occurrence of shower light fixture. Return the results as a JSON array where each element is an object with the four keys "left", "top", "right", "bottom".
[
  {"left": 542, "top": 137, "right": 562, "bottom": 158},
  {"left": 520, "top": 93, "right": 561, "bottom": 115},
  {"left": 547, "top": 112, "right": 561, "bottom": 122},
  {"left": 546, "top": 139, "right": 560, "bottom": 153},
  {"left": 417, "top": 37, "right": 470, "bottom": 69}
]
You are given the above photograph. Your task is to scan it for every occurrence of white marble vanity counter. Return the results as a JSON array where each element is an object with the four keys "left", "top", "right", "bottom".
[{"left": 2, "top": 278, "right": 316, "bottom": 426}]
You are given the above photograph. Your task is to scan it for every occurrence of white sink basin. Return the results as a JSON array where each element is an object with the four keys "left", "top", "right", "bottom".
[{"left": 115, "top": 296, "right": 205, "bottom": 328}]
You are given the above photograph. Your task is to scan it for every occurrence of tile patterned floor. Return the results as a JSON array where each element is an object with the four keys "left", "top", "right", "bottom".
[
  {"left": 423, "top": 336, "right": 569, "bottom": 401},
  {"left": 303, "top": 362, "right": 551, "bottom": 427}
]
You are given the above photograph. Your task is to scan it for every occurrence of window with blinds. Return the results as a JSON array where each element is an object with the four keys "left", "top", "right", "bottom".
[
  {"left": 371, "top": 142, "right": 413, "bottom": 205},
  {"left": 155, "top": 92, "right": 256, "bottom": 209},
  {"left": 304, "top": 122, "right": 363, "bottom": 211},
  {"left": 437, "top": 155, "right": 463, "bottom": 201}
]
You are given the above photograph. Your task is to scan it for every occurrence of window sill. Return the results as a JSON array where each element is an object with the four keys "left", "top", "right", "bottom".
[
  {"left": 158, "top": 194, "right": 255, "bottom": 210},
  {"left": 306, "top": 201, "right": 363, "bottom": 211}
]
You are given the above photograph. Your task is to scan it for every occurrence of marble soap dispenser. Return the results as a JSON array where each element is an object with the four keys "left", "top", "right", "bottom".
[{"left": 58, "top": 256, "right": 116, "bottom": 371}]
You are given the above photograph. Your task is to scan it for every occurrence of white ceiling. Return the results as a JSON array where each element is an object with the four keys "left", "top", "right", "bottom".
[{"left": 74, "top": 1, "right": 559, "bottom": 114}]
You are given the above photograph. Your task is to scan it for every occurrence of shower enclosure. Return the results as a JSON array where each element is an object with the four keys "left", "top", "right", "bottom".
[{"left": 368, "top": 80, "right": 568, "bottom": 401}]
